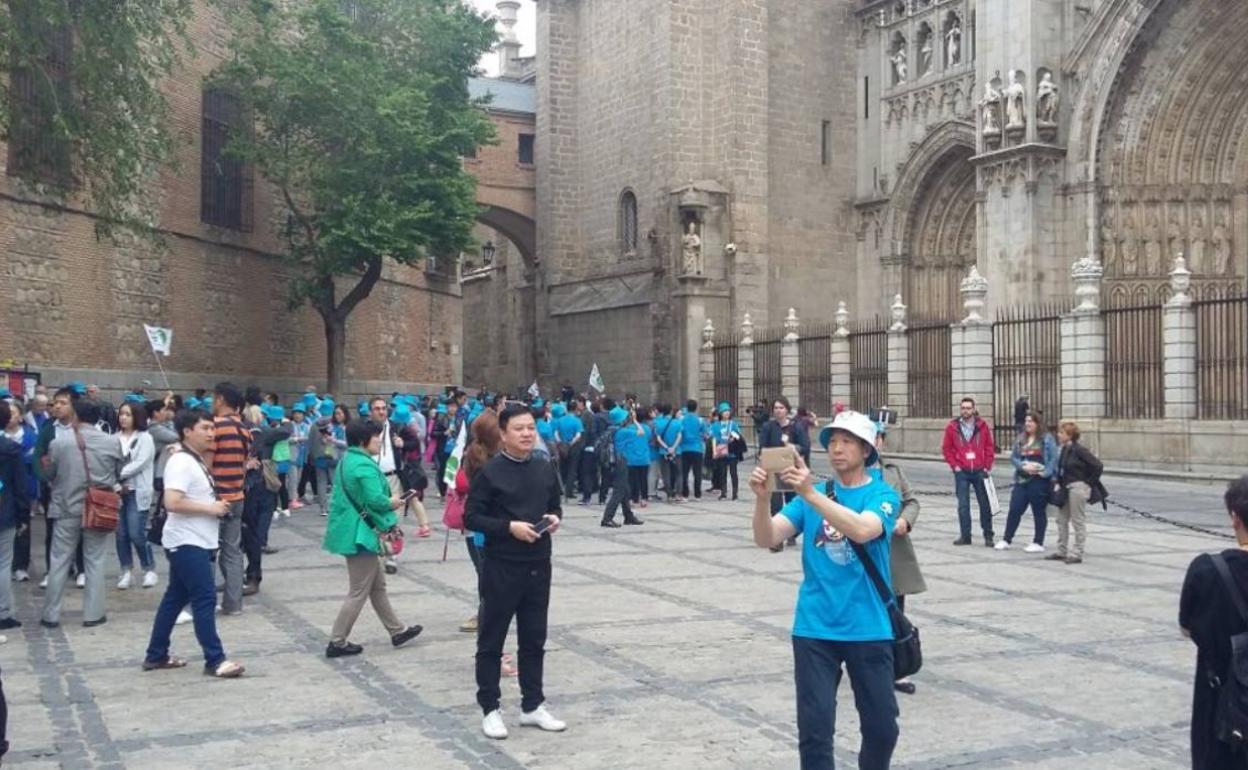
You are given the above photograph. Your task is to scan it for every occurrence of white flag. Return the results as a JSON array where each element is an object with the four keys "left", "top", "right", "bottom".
[
  {"left": 442, "top": 422, "right": 468, "bottom": 486},
  {"left": 527, "top": 381, "right": 540, "bottom": 398},
  {"left": 588, "top": 363, "right": 605, "bottom": 393},
  {"left": 144, "top": 324, "right": 173, "bottom": 356}
]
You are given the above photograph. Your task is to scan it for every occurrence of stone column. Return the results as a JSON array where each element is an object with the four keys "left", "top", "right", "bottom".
[
  {"left": 950, "top": 267, "right": 994, "bottom": 417},
  {"left": 1163, "top": 257, "right": 1197, "bottom": 420},
  {"left": 831, "top": 302, "right": 852, "bottom": 408},
  {"left": 737, "top": 313, "right": 756, "bottom": 421},
  {"left": 781, "top": 308, "right": 801, "bottom": 406},
  {"left": 886, "top": 295, "right": 910, "bottom": 418},
  {"left": 698, "top": 318, "right": 716, "bottom": 413},
  {"left": 1059, "top": 257, "right": 1107, "bottom": 419}
]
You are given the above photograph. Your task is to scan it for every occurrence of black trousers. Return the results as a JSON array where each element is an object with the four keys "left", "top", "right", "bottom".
[
  {"left": 680, "top": 451, "right": 704, "bottom": 498},
  {"left": 476, "top": 557, "right": 551, "bottom": 715},
  {"left": 603, "top": 459, "right": 633, "bottom": 522},
  {"left": 559, "top": 449, "right": 578, "bottom": 498},
  {"left": 242, "top": 485, "right": 276, "bottom": 584},
  {"left": 296, "top": 461, "right": 318, "bottom": 499},
  {"left": 628, "top": 466, "right": 648, "bottom": 504},
  {"left": 715, "top": 458, "right": 739, "bottom": 498},
  {"left": 0, "top": 665, "right": 8, "bottom": 761},
  {"left": 277, "top": 472, "right": 290, "bottom": 510},
  {"left": 578, "top": 450, "right": 599, "bottom": 503}
]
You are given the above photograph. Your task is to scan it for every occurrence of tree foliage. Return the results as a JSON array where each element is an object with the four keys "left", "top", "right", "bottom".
[
  {"left": 0, "top": 0, "right": 194, "bottom": 236},
  {"left": 213, "top": 0, "right": 497, "bottom": 391}
]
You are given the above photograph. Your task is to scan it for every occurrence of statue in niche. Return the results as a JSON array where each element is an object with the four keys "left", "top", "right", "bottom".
[
  {"left": 1036, "top": 72, "right": 1059, "bottom": 125},
  {"left": 946, "top": 19, "right": 962, "bottom": 68},
  {"left": 1101, "top": 218, "right": 1118, "bottom": 274},
  {"left": 1143, "top": 209, "right": 1163, "bottom": 276},
  {"left": 1004, "top": 70, "right": 1026, "bottom": 130},
  {"left": 1212, "top": 211, "right": 1232, "bottom": 276},
  {"left": 891, "top": 45, "right": 908, "bottom": 85},
  {"left": 981, "top": 81, "right": 1002, "bottom": 137},
  {"left": 1120, "top": 206, "right": 1139, "bottom": 276},
  {"left": 682, "top": 219, "right": 703, "bottom": 276},
  {"left": 1190, "top": 209, "right": 1208, "bottom": 273},
  {"left": 1167, "top": 210, "right": 1186, "bottom": 269},
  {"left": 918, "top": 28, "right": 933, "bottom": 77}
]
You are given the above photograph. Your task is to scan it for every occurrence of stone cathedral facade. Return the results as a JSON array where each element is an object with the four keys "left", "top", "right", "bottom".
[{"left": 522, "top": 0, "right": 1245, "bottom": 402}]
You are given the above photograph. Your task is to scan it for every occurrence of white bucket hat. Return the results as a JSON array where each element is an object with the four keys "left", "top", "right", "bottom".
[{"left": 818, "top": 410, "right": 879, "bottom": 465}]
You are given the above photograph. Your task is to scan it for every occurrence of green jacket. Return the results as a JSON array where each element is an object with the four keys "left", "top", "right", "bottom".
[{"left": 322, "top": 447, "right": 398, "bottom": 556}]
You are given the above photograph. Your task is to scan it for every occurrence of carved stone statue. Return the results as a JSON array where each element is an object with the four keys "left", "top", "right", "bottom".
[
  {"left": 981, "top": 82, "right": 1002, "bottom": 137},
  {"left": 1212, "top": 213, "right": 1232, "bottom": 276},
  {"left": 1120, "top": 207, "right": 1138, "bottom": 276},
  {"left": 1036, "top": 72, "right": 1059, "bottom": 125},
  {"left": 1166, "top": 211, "right": 1185, "bottom": 269},
  {"left": 1143, "top": 209, "right": 1163, "bottom": 276},
  {"left": 946, "top": 21, "right": 961, "bottom": 68},
  {"left": 1004, "top": 70, "right": 1026, "bottom": 130},
  {"left": 1101, "top": 222, "right": 1118, "bottom": 273},
  {"left": 891, "top": 46, "right": 908, "bottom": 85},
  {"left": 682, "top": 220, "right": 703, "bottom": 275},
  {"left": 918, "top": 33, "right": 933, "bottom": 77},
  {"left": 1189, "top": 209, "right": 1208, "bottom": 273}
]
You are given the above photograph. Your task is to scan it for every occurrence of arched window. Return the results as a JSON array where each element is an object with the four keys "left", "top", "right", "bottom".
[{"left": 619, "top": 190, "right": 638, "bottom": 254}]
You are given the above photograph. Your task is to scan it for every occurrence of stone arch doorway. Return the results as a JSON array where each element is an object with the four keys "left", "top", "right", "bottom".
[{"left": 903, "top": 146, "right": 977, "bottom": 321}]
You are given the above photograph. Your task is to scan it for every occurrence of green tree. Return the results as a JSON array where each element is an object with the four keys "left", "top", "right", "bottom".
[
  {"left": 0, "top": 0, "right": 194, "bottom": 236},
  {"left": 214, "top": 0, "right": 496, "bottom": 394}
]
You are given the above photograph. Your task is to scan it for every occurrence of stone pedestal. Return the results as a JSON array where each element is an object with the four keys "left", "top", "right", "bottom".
[
  {"left": 737, "top": 314, "right": 756, "bottom": 418},
  {"left": 886, "top": 296, "right": 910, "bottom": 417},
  {"left": 781, "top": 308, "right": 801, "bottom": 405},
  {"left": 831, "top": 302, "right": 851, "bottom": 408},
  {"left": 698, "top": 319, "right": 716, "bottom": 413},
  {"left": 950, "top": 323, "right": 993, "bottom": 417},
  {"left": 1164, "top": 259, "right": 1197, "bottom": 420},
  {"left": 1060, "top": 313, "right": 1106, "bottom": 419}
]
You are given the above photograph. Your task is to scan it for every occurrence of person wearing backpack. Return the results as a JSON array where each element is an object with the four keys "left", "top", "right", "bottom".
[
  {"left": 1181, "top": 475, "right": 1248, "bottom": 770},
  {"left": 600, "top": 406, "right": 643, "bottom": 528}
]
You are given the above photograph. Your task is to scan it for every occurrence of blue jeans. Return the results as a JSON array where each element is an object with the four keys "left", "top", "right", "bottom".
[
  {"left": 145, "top": 545, "right": 226, "bottom": 669},
  {"left": 954, "top": 470, "right": 994, "bottom": 540},
  {"left": 1003, "top": 477, "right": 1049, "bottom": 545},
  {"left": 793, "top": 636, "right": 898, "bottom": 770},
  {"left": 116, "top": 491, "right": 154, "bottom": 570}
]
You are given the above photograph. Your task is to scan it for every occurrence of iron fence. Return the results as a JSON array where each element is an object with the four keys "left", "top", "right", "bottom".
[
  {"left": 1103, "top": 303, "right": 1164, "bottom": 419},
  {"left": 799, "top": 324, "right": 834, "bottom": 417},
  {"left": 907, "top": 318, "right": 953, "bottom": 418},
  {"left": 993, "top": 304, "right": 1063, "bottom": 450},
  {"left": 752, "top": 327, "right": 784, "bottom": 407},
  {"left": 712, "top": 331, "right": 740, "bottom": 413},
  {"left": 849, "top": 316, "right": 888, "bottom": 414},
  {"left": 1195, "top": 296, "right": 1248, "bottom": 420}
]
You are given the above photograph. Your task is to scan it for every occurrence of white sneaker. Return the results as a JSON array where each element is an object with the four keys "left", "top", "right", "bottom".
[
  {"left": 13, "top": 570, "right": 29, "bottom": 583},
  {"left": 482, "top": 709, "right": 509, "bottom": 740},
  {"left": 993, "top": 540, "right": 1011, "bottom": 551},
  {"left": 175, "top": 610, "right": 193, "bottom": 625},
  {"left": 1024, "top": 543, "right": 1046, "bottom": 554},
  {"left": 519, "top": 705, "right": 567, "bottom": 732},
  {"left": 142, "top": 570, "right": 159, "bottom": 588},
  {"left": 76, "top": 573, "right": 86, "bottom": 588},
  {"left": 39, "top": 575, "right": 48, "bottom": 589},
  {"left": 117, "top": 571, "right": 132, "bottom": 590}
]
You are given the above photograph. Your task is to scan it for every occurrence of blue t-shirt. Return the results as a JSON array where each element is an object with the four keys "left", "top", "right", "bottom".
[
  {"left": 780, "top": 477, "right": 900, "bottom": 642},
  {"left": 654, "top": 415, "right": 681, "bottom": 452},
  {"left": 536, "top": 417, "right": 557, "bottom": 445},
  {"left": 710, "top": 420, "right": 741, "bottom": 446},
  {"left": 679, "top": 413, "right": 705, "bottom": 453},
  {"left": 556, "top": 414, "right": 582, "bottom": 443},
  {"left": 623, "top": 424, "right": 653, "bottom": 467}
]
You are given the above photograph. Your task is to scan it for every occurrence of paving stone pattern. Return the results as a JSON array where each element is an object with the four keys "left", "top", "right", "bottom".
[{"left": 4, "top": 465, "right": 1210, "bottom": 769}]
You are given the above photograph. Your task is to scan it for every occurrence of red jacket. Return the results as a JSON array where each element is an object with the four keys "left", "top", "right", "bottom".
[{"left": 941, "top": 417, "right": 996, "bottom": 472}]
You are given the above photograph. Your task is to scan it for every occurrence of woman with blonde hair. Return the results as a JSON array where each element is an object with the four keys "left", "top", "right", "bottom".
[{"left": 1046, "top": 421, "right": 1103, "bottom": 565}]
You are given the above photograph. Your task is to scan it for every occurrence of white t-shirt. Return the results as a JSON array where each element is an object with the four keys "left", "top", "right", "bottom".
[
  {"left": 377, "top": 420, "right": 396, "bottom": 474},
  {"left": 161, "top": 451, "right": 220, "bottom": 551}
]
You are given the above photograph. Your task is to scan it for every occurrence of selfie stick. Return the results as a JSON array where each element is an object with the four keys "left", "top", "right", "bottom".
[{"left": 441, "top": 528, "right": 450, "bottom": 562}]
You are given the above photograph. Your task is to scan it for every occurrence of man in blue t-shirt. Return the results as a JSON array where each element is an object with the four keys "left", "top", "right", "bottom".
[
  {"left": 678, "top": 400, "right": 706, "bottom": 499},
  {"left": 748, "top": 410, "right": 901, "bottom": 770}
]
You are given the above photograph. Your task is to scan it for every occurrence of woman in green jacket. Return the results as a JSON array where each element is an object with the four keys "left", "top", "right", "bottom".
[{"left": 323, "top": 419, "right": 423, "bottom": 658}]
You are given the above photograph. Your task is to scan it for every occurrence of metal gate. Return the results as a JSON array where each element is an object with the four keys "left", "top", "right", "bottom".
[
  {"left": 992, "top": 304, "right": 1063, "bottom": 449},
  {"left": 712, "top": 331, "right": 739, "bottom": 412},
  {"left": 752, "top": 327, "right": 783, "bottom": 407},
  {"left": 1104, "top": 303, "right": 1164, "bottom": 419},
  {"left": 799, "top": 324, "right": 833, "bottom": 417},
  {"left": 907, "top": 318, "right": 953, "bottom": 418},
  {"left": 849, "top": 317, "right": 888, "bottom": 413},
  {"left": 1195, "top": 296, "right": 1248, "bottom": 420}
]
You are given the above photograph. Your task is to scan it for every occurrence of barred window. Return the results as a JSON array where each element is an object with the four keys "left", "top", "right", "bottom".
[
  {"left": 518, "top": 133, "right": 535, "bottom": 165},
  {"left": 619, "top": 190, "right": 638, "bottom": 254},
  {"left": 6, "top": 17, "right": 73, "bottom": 186},
  {"left": 200, "top": 87, "right": 253, "bottom": 231}
]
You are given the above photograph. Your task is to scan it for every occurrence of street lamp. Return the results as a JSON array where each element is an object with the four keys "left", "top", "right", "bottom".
[{"left": 482, "top": 240, "right": 496, "bottom": 267}]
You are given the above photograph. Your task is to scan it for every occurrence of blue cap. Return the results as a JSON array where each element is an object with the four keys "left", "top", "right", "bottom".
[
  {"left": 533, "top": 398, "right": 545, "bottom": 408},
  {"left": 609, "top": 406, "right": 629, "bottom": 425},
  {"left": 0, "top": 389, "right": 10, "bottom": 399},
  {"left": 551, "top": 403, "right": 567, "bottom": 418},
  {"left": 436, "top": 404, "right": 448, "bottom": 415},
  {"left": 67, "top": 381, "right": 87, "bottom": 396},
  {"left": 319, "top": 398, "right": 336, "bottom": 417},
  {"left": 291, "top": 403, "right": 306, "bottom": 414},
  {"left": 393, "top": 404, "right": 412, "bottom": 425},
  {"left": 718, "top": 402, "right": 732, "bottom": 414},
  {"left": 357, "top": 400, "right": 369, "bottom": 416},
  {"left": 124, "top": 393, "right": 145, "bottom": 404},
  {"left": 263, "top": 404, "right": 285, "bottom": 422}
]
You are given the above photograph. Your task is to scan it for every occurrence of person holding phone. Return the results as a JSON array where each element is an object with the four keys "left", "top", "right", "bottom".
[{"left": 464, "top": 403, "right": 566, "bottom": 740}]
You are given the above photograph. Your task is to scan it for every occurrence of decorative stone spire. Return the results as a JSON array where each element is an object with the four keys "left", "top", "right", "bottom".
[
  {"left": 889, "top": 294, "right": 907, "bottom": 332},
  {"left": 701, "top": 318, "right": 715, "bottom": 349},
  {"left": 740, "top": 313, "right": 754, "bottom": 345},
  {"left": 496, "top": 1, "right": 523, "bottom": 78},
  {"left": 834, "top": 301, "right": 850, "bottom": 338},
  {"left": 1167, "top": 254, "right": 1192, "bottom": 308},
  {"left": 1070, "top": 256, "right": 1104, "bottom": 314},
  {"left": 783, "top": 308, "right": 800, "bottom": 341},
  {"left": 960, "top": 266, "right": 989, "bottom": 324}
]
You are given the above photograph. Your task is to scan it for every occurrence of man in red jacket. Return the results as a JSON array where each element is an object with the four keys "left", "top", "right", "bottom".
[{"left": 941, "top": 397, "right": 996, "bottom": 547}]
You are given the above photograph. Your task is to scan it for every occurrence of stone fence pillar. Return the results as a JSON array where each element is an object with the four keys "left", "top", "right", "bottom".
[
  {"left": 950, "top": 267, "right": 994, "bottom": 417},
  {"left": 781, "top": 308, "right": 801, "bottom": 406},
  {"left": 831, "top": 302, "right": 852, "bottom": 408},
  {"left": 1164, "top": 257, "right": 1197, "bottom": 420},
  {"left": 886, "top": 295, "right": 910, "bottom": 418},
  {"left": 737, "top": 313, "right": 756, "bottom": 419},
  {"left": 1060, "top": 257, "right": 1107, "bottom": 419},
  {"left": 699, "top": 319, "right": 716, "bottom": 413}
]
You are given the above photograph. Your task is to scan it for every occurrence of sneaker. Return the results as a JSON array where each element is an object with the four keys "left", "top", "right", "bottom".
[
  {"left": 952, "top": 536, "right": 972, "bottom": 546},
  {"left": 290, "top": 500, "right": 306, "bottom": 511},
  {"left": 1044, "top": 552, "right": 1068, "bottom": 561},
  {"left": 13, "top": 570, "right": 29, "bottom": 583},
  {"left": 519, "top": 704, "right": 568, "bottom": 732},
  {"left": 459, "top": 615, "right": 479, "bottom": 633},
  {"left": 1066, "top": 556, "right": 1083, "bottom": 565},
  {"left": 482, "top": 709, "right": 509, "bottom": 740},
  {"left": 276, "top": 508, "right": 290, "bottom": 518},
  {"left": 175, "top": 610, "right": 193, "bottom": 625},
  {"left": 142, "top": 570, "right": 159, "bottom": 588},
  {"left": 1024, "top": 543, "right": 1046, "bottom": 554},
  {"left": 76, "top": 573, "right": 86, "bottom": 589},
  {"left": 326, "top": 641, "right": 364, "bottom": 659},
  {"left": 117, "top": 571, "right": 132, "bottom": 590},
  {"left": 0, "top": 618, "right": 22, "bottom": 631},
  {"left": 383, "top": 559, "right": 398, "bottom": 575},
  {"left": 242, "top": 581, "right": 259, "bottom": 597},
  {"left": 416, "top": 526, "right": 432, "bottom": 538},
  {"left": 984, "top": 537, "right": 995, "bottom": 548},
  {"left": 39, "top": 575, "right": 48, "bottom": 589},
  {"left": 319, "top": 510, "right": 328, "bottom": 517},
  {"left": 993, "top": 540, "right": 1011, "bottom": 551},
  {"left": 391, "top": 625, "right": 424, "bottom": 647}
]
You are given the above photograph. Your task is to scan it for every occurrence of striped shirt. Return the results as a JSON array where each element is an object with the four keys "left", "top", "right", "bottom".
[{"left": 210, "top": 415, "right": 251, "bottom": 502}]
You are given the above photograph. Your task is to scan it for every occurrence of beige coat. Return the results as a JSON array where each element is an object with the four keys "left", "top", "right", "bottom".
[{"left": 881, "top": 462, "right": 926, "bottom": 596}]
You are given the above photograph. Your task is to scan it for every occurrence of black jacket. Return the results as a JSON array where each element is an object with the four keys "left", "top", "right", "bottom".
[
  {"left": 1058, "top": 440, "right": 1103, "bottom": 486},
  {"left": 0, "top": 436, "right": 31, "bottom": 529},
  {"left": 759, "top": 419, "right": 811, "bottom": 459}
]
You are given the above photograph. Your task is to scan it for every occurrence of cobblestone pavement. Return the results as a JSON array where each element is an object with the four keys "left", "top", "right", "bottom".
[{"left": 4, "top": 463, "right": 1217, "bottom": 769}]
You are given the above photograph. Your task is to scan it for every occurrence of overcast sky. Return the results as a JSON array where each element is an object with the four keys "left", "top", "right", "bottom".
[{"left": 467, "top": 0, "right": 537, "bottom": 77}]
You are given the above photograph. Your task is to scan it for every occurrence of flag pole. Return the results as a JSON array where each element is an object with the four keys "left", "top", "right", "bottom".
[{"left": 150, "top": 348, "right": 171, "bottom": 390}]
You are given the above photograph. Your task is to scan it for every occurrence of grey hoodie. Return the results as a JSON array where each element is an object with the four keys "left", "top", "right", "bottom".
[{"left": 148, "top": 419, "right": 179, "bottom": 478}]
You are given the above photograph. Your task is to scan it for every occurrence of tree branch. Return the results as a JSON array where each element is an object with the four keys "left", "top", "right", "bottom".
[{"left": 333, "top": 256, "right": 383, "bottom": 321}]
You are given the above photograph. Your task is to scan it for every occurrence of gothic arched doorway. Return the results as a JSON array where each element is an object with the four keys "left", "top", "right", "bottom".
[{"left": 904, "top": 146, "right": 977, "bottom": 321}]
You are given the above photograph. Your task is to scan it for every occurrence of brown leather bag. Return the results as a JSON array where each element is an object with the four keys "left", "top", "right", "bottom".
[{"left": 75, "top": 427, "right": 121, "bottom": 532}]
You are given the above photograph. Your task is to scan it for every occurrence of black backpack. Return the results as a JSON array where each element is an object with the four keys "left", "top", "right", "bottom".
[
  {"left": 595, "top": 425, "right": 617, "bottom": 468},
  {"left": 1210, "top": 553, "right": 1248, "bottom": 748}
]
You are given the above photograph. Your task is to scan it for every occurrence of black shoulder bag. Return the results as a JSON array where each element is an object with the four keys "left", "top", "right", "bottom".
[
  {"left": 828, "top": 482, "right": 923, "bottom": 679},
  {"left": 1209, "top": 554, "right": 1248, "bottom": 748}
]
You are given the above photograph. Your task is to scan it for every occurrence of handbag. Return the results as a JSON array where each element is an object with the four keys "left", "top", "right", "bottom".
[
  {"left": 1049, "top": 478, "right": 1069, "bottom": 508},
  {"left": 75, "top": 427, "right": 120, "bottom": 532},
  {"left": 336, "top": 463, "right": 405, "bottom": 557},
  {"left": 443, "top": 487, "right": 467, "bottom": 532}
]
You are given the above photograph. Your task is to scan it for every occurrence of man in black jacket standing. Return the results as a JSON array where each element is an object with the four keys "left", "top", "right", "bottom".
[{"left": 465, "top": 403, "right": 566, "bottom": 740}]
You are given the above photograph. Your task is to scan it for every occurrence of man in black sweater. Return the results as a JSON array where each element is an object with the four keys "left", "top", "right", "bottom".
[{"left": 464, "top": 403, "right": 567, "bottom": 741}]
